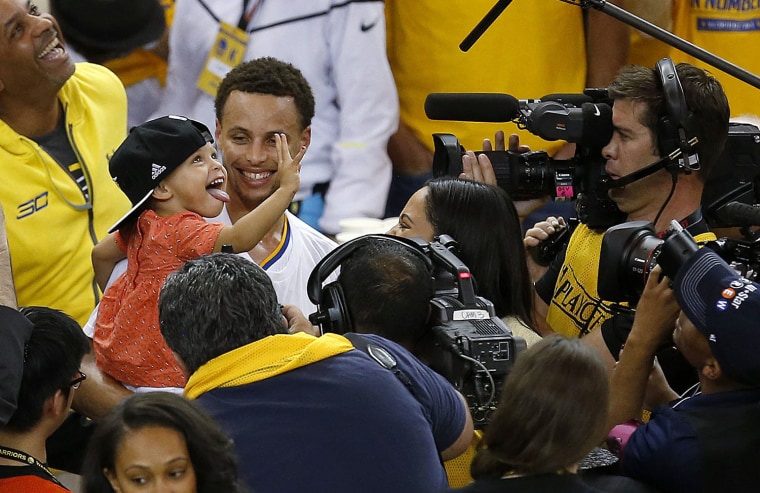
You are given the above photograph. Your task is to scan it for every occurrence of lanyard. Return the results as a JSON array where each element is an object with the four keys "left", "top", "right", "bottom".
[
  {"left": 240, "top": 0, "right": 265, "bottom": 29},
  {"left": 197, "top": 0, "right": 265, "bottom": 30},
  {"left": 0, "top": 446, "right": 66, "bottom": 488}
]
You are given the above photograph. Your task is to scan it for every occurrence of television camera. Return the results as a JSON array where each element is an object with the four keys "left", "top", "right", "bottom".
[
  {"left": 428, "top": 91, "right": 760, "bottom": 233},
  {"left": 414, "top": 235, "right": 527, "bottom": 428},
  {"left": 307, "top": 233, "right": 526, "bottom": 429},
  {"left": 427, "top": 90, "right": 624, "bottom": 230}
]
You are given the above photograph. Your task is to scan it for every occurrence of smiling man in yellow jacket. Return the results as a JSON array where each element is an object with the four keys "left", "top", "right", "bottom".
[{"left": 0, "top": 1, "right": 130, "bottom": 326}]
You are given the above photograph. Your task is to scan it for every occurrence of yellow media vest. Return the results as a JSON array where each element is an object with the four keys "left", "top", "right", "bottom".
[{"left": 546, "top": 224, "right": 617, "bottom": 337}]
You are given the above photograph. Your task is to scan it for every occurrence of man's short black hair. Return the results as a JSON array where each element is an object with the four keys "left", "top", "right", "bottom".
[
  {"left": 214, "top": 56, "right": 316, "bottom": 130},
  {"left": 339, "top": 241, "right": 433, "bottom": 346},
  {"left": 5, "top": 307, "right": 89, "bottom": 432},
  {"left": 159, "top": 253, "right": 287, "bottom": 375}
]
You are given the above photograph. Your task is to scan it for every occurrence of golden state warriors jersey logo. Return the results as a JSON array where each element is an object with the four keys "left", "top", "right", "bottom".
[
  {"left": 546, "top": 224, "right": 619, "bottom": 337},
  {"left": 549, "top": 263, "right": 616, "bottom": 337}
]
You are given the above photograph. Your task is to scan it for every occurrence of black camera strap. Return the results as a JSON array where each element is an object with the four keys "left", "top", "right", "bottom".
[
  {"left": 343, "top": 333, "right": 418, "bottom": 400},
  {"left": 657, "top": 209, "right": 706, "bottom": 238}
]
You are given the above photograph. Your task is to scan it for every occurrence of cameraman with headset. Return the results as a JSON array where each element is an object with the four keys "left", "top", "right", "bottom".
[
  {"left": 524, "top": 60, "right": 730, "bottom": 383},
  {"left": 307, "top": 235, "right": 502, "bottom": 487}
]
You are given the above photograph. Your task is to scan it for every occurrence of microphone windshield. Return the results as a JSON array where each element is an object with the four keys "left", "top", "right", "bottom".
[{"left": 424, "top": 93, "right": 520, "bottom": 122}]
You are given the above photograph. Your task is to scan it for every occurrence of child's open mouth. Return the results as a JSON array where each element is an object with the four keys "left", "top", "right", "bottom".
[{"left": 206, "top": 177, "right": 230, "bottom": 202}]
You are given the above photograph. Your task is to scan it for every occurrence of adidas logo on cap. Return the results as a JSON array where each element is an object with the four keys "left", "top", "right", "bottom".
[{"left": 151, "top": 163, "right": 166, "bottom": 180}]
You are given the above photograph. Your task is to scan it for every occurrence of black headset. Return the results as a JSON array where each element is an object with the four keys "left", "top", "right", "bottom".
[
  {"left": 654, "top": 57, "right": 698, "bottom": 169},
  {"left": 307, "top": 234, "right": 434, "bottom": 335}
]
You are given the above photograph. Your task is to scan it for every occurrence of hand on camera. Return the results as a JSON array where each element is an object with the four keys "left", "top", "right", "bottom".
[
  {"left": 282, "top": 304, "right": 320, "bottom": 336},
  {"left": 458, "top": 130, "right": 506, "bottom": 184},
  {"left": 524, "top": 216, "right": 566, "bottom": 249},
  {"left": 461, "top": 130, "right": 527, "bottom": 184},
  {"left": 632, "top": 265, "right": 680, "bottom": 344},
  {"left": 504, "top": 133, "right": 550, "bottom": 219},
  {"left": 461, "top": 131, "right": 549, "bottom": 217},
  {"left": 460, "top": 151, "right": 497, "bottom": 185}
]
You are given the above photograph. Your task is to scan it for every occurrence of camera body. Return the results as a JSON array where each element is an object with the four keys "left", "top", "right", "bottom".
[
  {"left": 414, "top": 236, "right": 527, "bottom": 428},
  {"left": 702, "top": 122, "right": 760, "bottom": 228},
  {"left": 432, "top": 90, "right": 626, "bottom": 230}
]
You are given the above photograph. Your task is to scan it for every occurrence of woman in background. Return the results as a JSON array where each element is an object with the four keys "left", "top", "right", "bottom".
[
  {"left": 450, "top": 336, "right": 609, "bottom": 492},
  {"left": 81, "top": 392, "right": 245, "bottom": 493},
  {"left": 388, "top": 176, "right": 539, "bottom": 345},
  {"left": 388, "top": 175, "right": 541, "bottom": 487}
]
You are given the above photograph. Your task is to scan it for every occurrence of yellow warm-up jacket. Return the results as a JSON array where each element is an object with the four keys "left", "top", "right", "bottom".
[{"left": 0, "top": 63, "right": 130, "bottom": 326}]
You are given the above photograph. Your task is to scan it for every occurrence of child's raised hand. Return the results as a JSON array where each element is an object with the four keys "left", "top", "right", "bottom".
[{"left": 275, "top": 133, "right": 304, "bottom": 195}]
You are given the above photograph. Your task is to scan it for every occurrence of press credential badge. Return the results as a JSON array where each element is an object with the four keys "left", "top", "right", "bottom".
[{"left": 197, "top": 22, "right": 248, "bottom": 97}]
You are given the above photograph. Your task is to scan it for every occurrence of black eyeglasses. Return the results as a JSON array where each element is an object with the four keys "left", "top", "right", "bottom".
[{"left": 70, "top": 371, "right": 86, "bottom": 390}]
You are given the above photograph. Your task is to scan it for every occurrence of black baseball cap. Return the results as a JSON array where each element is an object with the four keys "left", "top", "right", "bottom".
[
  {"left": 51, "top": 0, "right": 166, "bottom": 55},
  {"left": 108, "top": 115, "right": 214, "bottom": 233},
  {"left": 0, "top": 306, "right": 33, "bottom": 426},
  {"left": 674, "top": 248, "right": 760, "bottom": 386}
]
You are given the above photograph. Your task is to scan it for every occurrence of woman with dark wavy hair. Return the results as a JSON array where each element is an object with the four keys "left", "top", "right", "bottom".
[
  {"left": 81, "top": 392, "right": 245, "bottom": 493},
  {"left": 450, "top": 335, "right": 609, "bottom": 492},
  {"left": 388, "top": 176, "right": 539, "bottom": 344}
]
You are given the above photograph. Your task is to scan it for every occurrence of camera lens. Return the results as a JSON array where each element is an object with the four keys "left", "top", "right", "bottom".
[
  {"left": 619, "top": 233, "right": 665, "bottom": 299},
  {"left": 599, "top": 221, "right": 699, "bottom": 302}
]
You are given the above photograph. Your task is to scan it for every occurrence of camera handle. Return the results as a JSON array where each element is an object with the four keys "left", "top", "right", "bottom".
[{"left": 462, "top": 0, "right": 760, "bottom": 91}]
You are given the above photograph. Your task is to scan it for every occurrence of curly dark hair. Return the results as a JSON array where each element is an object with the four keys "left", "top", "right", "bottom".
[
  {"left": 215, "top": 56, "right": 315, "bottom": 130},
  {"left": 81, "top": 392, "right": 246, "bottom": 493},
  {"left": 159, "top": 253, "right": 287, "bottom": 375}
]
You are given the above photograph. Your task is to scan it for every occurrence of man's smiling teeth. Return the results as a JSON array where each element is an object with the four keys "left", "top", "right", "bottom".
[
  {"left": 242, "top": 171, "right": 272, "bottom": 180},
  {"left": 38, "top": 37, "right": 59, "bottom": 58}
]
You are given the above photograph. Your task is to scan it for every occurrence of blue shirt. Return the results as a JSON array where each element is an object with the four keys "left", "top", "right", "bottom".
[
  {"left": 622, "top": 387, "right": 760, "bottom": 493},
  {"left": 197, "top": 333, "right": 466, "bottom": 493}
]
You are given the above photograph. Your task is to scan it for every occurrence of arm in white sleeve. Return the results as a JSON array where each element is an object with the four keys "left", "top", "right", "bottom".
[{"left": 319, "top": 1, "right": 399, "bottom": 234}]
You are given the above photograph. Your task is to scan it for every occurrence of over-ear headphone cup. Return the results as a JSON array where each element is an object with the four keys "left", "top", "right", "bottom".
[
  {"left": 306, "top": 234, "right": 433, "bottom": 335},
  {"left": 655, "top": 57, "right": 694, "bottom": 162},
  {"left": 320, "top": 282, "right": 352, "bottom": 334},
  {"left": 658, "top": 116, "right": 681, "bottom": 158}
]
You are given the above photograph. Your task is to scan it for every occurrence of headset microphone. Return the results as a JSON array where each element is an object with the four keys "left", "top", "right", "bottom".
[
  {"left": 605, "top": 136, "right": 699, "bottom": 191},
  {"left": 604, "top": 156, "right": 673, "bottom": 191}
]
